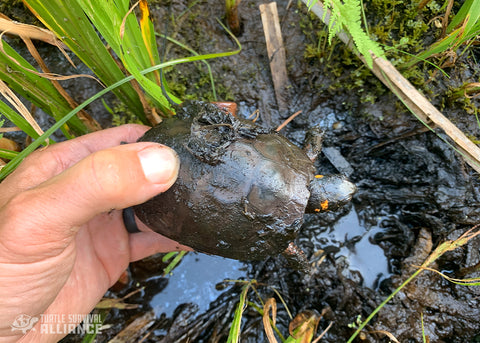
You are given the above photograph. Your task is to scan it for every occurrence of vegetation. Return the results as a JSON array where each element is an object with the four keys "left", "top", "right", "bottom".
[
  {"left": 0, "top": 0, "right": 479, "bottom": 341},
  {"left": 0, "top": 0, "right": 240, "bottom": 179},
  {"left": 347, "top": 224, "right": 480, "bottom": 342},
  {"left": 302, "top": 0, "right": 480, "bottom": 113},
  {"left": 306, "top": 0, "right": 386, "bottom": 68},
  {"left": 225, "top": 0, "right": 242, "bottom": 35}
]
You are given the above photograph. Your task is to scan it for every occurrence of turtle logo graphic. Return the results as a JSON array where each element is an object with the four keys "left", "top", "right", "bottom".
[{"left": 10, "top": 314, "right": 39, "bottom": 334}]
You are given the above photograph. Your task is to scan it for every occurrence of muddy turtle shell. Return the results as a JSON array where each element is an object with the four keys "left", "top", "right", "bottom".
[{"left": 134, "top": 101, "right": 316, "bottom": 260}]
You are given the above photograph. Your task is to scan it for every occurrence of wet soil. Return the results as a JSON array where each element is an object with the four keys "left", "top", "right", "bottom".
[
  {"left": 3, "top": 0, "right": 480, "bottom": 342},
  {"left": 119, "top": 2, "right": 480, "bottom": 341}
]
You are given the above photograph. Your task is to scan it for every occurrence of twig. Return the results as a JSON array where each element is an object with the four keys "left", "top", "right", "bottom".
[
  {"left": 260, "top": 2, "right": 290, "bottom": 113},
  {"left": 275, "top": 110, "right": 302, "bottom": 131},
  {"left": 303, "top": 0, "right": 480, "bottom": 173}
]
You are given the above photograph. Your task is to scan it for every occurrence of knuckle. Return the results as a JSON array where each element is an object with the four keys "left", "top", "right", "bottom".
[
  {"left": 18, "top": 146, "right": 69, "bottom": 182},
  {"left": 1, "top": 191, "right": 30, "bottom": 221},
  {"left": 87, "top": 149, "right": 132, "bottom": 202}
]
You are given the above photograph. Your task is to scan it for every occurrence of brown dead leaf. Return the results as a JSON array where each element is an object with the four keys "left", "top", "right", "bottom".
[
  {"left": 0, "top": 137, "right": 20, "bottom": 151},
  {"left": 0, "top": 16, "right": 66, "bottom": 48},
  {"left": 0, "top": 79, "right": 44, "bottom": 137},
  {"left": 368, "top": 330, "right": 400, "bottom": 343},
  {"left": 289, "top": 310, "right": 321, "bottom": 343},
  {"left": 0, "top": 127, "right": 20, "bottom": 133},
  {"left": 95, "top": 288, "right": 143, "bottom": 310},
  {"left": 263, "top": 298, "right": 278, "bottom": 343}
]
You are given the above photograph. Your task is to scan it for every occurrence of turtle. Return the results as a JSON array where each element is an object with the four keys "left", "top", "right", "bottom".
[{"left": 134, "top": 100, "right": 356, "bottom": 262}]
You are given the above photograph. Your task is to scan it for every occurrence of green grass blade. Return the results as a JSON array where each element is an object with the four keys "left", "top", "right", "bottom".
[
  {"left": 162, "top": 250, "right": 187, "bottom": 276},
  {"left": 80, "top": 310, "right": 109, "bottom": 343},
  {"left": 0, "top": 148, "right": 19, "bottom": 160},
  {"left": 407, "top": 0, "right": 480, "bottom": 67},
  {"left": 227, "top": 280, "right": 256, "bottom": 343},
  {"left": 120, "top": 48, "right": 176, "bottom": 113},
  {"left": 0, "top": 39, "right": 89, "bottom": 135},
  {"left": 0, "top": 44, "right": 242, "bottom": 179},
  {"left": 23, "top": 0, "right": 146, "bottom": 121},
  {"left": 421, "top": 312, "right": 426, "bottom": 343},
  {"left": 419, "top": 266, "right": 480, "bottom": 286},
  {"left": 0, "top": 99, "right": 46, "bottom": 142},
  {"left": 158, "top": 34, "right": 218, "bottom": 101},
  {"left": 446, "top": 0, "right": 477, "bottom": 33}
]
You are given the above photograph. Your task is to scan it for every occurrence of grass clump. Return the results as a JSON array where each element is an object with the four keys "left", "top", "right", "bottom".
[
  {"left": 300, "top": 0, "right": 480, "bottom": 113},
  {"left": 0, "top": 1, "right": 240, "bottom": 179}
]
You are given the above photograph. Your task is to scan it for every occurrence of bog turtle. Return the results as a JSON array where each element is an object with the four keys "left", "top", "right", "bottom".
[{"left": 134, "top": 100, "right": 356, "bottom": 261}]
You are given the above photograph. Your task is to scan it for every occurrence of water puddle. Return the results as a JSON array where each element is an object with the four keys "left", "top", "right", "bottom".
[
  {"left": 148, "top": 209, "right": 389, "bottom": 319},
  {"left": 314, "top": 209, "right": 391, "bottom": 289},
  {"left": 149, "top": 253, "right": 246, "bottom": 317}
]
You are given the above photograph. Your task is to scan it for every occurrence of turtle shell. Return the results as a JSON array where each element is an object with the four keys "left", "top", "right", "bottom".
[{"left": 134, "top": 101, "right": 316, "bottom": 260}]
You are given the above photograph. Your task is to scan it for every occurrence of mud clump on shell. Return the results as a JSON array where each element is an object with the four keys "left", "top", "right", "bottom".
[{"left": 134, "top": 101, "right": 355, "bottom": 261}]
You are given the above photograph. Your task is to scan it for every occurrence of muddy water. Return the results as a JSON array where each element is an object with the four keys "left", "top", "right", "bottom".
[
  {"left": 149, "top": 254, "right": 245, "bottom": 317},
  {"left": 317, "top": 209, "right": 391, "bottom": 289},
  {"left": 150, "top": 207, "right": 390, "bottom": 316}
]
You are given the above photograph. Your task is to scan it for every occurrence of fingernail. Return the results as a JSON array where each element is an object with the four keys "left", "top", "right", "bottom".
[{"left": 138, "top": 146, "right": 179, "bottom": 184}]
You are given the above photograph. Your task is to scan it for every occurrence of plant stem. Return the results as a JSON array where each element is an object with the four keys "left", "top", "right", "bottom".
[{"left": 347, "top": 268, "right": 422, "bottom": 342}]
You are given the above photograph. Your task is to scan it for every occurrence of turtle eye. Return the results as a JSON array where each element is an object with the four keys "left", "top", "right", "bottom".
[{"left": 292, "top": 219, "right": 302, "bottom": 227}]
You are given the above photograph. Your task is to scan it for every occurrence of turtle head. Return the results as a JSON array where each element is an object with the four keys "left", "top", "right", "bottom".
[{"left": 306, "top": 174, "right": 356, "bottom": 214}]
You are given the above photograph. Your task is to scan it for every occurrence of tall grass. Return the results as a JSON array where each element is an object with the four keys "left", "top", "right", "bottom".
[
  {"left": 23, "top": 0, "right": 176, "bottom": 121},
  {"left": 405, "top": 0, "right": 480, "bottom": 67},
  {"left": 0, "top": 38, "right": 93, "bottom": 137},
  {"left": 0, "top": 2, "right": 240, "bottom": 178}
]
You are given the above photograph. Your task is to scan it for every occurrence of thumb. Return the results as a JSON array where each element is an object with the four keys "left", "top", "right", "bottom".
[{"left": 0, "top": 142, "right": 179, "bottom": 257}]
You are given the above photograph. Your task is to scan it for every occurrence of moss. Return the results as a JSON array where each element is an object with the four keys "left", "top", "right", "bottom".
[
  {"left": 111, "top": 102, "right": 144, "bottom": 126},
  {"left": 0, "top": 0, "right": 40, "bottom": 24},
  {"left": 466, "top": 134, "right": 480, "bottom": 145},
  {"left": 297, "top": 0, "right": 478, "bottom": 116}
]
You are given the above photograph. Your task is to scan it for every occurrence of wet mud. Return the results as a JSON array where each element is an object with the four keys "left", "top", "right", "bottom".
[
  {"left": 2, "top": 0, "right": 480, "bottom": 342},
  {"left": 123, "top": 2, "right": 480, "bottom": 341}
]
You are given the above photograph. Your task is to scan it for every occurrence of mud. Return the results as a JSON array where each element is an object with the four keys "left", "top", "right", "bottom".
[
  {"left": 2, "top": 0, "right": 480, "bottom": 342},
  {"left": 134, "top": 2, "right": 480, "bottom": 341}
]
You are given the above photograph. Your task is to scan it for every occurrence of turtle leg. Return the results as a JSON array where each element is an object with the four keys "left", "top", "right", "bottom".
[
  {"left": 281, "top": 242, "right": 310, "bottom": 272},
  {"left": 303, "top": 126, "right": 325, "bottom": 162}
]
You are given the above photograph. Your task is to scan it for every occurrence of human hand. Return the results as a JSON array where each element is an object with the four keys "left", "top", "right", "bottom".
[{"left": 0, "top": 124, "right": 188, "bottom": 342}]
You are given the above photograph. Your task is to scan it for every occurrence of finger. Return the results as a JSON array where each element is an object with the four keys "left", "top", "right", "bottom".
[
  {"left": 0, "top": 124, "right": 149, "bottom": 205},
  {"left": 129, "top": 231, "right": 192, "bottom": 262},
  {"left": 0, "top": 142, "right": 179, "bottom": 259}
]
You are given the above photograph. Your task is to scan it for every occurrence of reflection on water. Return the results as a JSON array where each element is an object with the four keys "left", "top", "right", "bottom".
[
  {"left": 150, "top": 208, "right": 389, "bottom": 318},
  {"left": 316, "top": 209, "right": 391, "bottom": 289},
  {"left": 150, "top": 253, "right": 245, "bottom": 317}
]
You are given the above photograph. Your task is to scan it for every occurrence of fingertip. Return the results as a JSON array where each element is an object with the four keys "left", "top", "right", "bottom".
[
  {"left": 137, "top": 145, "right": 179, "bottom": 187},
  {"left": 7, "top": 142, "right": 181, "bottom": 237},
  {"left": 117, "top": 124, "right": 151, "bottom": 143}
]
